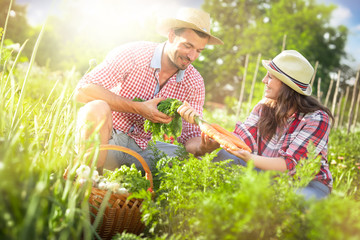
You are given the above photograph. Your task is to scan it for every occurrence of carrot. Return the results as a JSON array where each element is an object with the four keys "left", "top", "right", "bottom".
[
  {"left": 199, "top": 122, "right": 240, "bottom": 151},
  {"left": 211, "top": 123, "right": 252, "bottom": 152}
]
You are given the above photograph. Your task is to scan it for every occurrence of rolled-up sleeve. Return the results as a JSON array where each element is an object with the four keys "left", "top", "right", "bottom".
[{"left": 76, "top": 46, "right": 134, "bottom": 90}]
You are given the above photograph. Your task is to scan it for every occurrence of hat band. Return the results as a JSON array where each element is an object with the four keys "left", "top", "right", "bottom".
[{"left": 269, "top": 61, "right": 308, "bottom": 91}]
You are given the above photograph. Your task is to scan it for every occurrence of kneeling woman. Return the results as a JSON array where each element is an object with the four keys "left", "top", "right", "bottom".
[{"left": 178, "top": 50, "right": 334, "bottom": 200}]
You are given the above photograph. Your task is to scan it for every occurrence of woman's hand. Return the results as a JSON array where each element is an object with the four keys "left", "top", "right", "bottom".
[
  {"left": 177, "top": 101, "right": 200, "bottom": 124},
  {"left": 223, "top": 147, "right": 288, "bottom": 172},
  {"left": 222, "top": 146, "right": 253, "bottom": 162}
]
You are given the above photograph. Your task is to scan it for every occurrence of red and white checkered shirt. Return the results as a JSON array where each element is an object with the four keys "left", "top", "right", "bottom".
[
  {"left": 76, "top": 41, "right": 204, "bottom": 149},
  {"left": 234, "top": 102, "right": 333, "bottom": 190}
]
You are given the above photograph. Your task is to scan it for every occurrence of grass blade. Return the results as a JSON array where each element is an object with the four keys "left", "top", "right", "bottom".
[{"left": 10, "top": 21, "right": 47, "bottom": 134}]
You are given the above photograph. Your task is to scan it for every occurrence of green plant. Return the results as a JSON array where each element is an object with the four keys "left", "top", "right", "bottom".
[
  {"left": 112, "top": 231, "right": 144, "bottom": 240},
  {"left": 327, "top": 129, "right": 360, "bottom": 199},
  {"left": 0, "top": 5, "right": 92, "bottom": 238},
  {"left": 135, "top": 98, "right": 183, "bottom": 139},
  {"left": 138, "top": 135, "right": 360, "bottom": 239},
  {"left": 291, "top": 142, "right": 322, "bottom": 189},
  {"left": 103, "top": 164, "right": 150, "bottom": 193}
]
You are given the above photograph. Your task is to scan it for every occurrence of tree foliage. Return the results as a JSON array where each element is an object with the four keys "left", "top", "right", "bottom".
[
  {"left": 0, "top": 0, "right": 162, "bottom": 73},
  {"left": 30, "top": 2, "right": 163, "bottom": 72},
  {"left": 199, "top": 0, "right": 348, "bottom": 103},
  {"left": 0, "top": 0, "right": 30, "bottom": 46},
  {"left": 0, "top": 0, "right": 351, "bottom": 105}
]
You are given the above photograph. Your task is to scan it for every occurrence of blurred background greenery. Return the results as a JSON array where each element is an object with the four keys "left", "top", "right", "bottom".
[{"left": 1, "top": 0, "right": 358, "bottom": 108}]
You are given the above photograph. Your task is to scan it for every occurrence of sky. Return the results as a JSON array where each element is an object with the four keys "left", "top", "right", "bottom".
[
  {"left": 317, "top": 0, "right": 360, "bottom": 69},
  {"left": 16, "top": 0, "right": 203, "bottom": 24},
  {"left": 14, "top": 0, "right": 360, "bottom": 69}
]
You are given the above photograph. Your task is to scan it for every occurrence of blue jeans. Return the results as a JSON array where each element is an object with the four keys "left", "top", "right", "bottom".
[
  {"left": 296, "top": 180, "right": 330, "bottom": 200},
  {"left": 214, "top": 149, "right": 330, "bottom": 200},
  {"left": 104, "top": 131, "right": 179, "bottom": 172}
]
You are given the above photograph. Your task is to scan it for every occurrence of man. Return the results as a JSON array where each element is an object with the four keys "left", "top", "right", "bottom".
[{"left": 75, "top": 7, "right": 223, "bottom": 171}]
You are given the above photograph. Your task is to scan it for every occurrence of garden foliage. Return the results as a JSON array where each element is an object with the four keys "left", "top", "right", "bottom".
[
  {"left": 1, "top": 36, "right": 360, "bottom": 239},
  {"left": 134, "top": 97, "right": 183, "bottom": 139},
  {"left": 1, "top": 4, "right": 360, "bottom": 239},
  {"left": 136, "top": 147, "right": 360, "bottom": 240}
]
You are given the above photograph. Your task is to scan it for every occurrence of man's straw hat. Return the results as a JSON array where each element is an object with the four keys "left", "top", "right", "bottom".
[
  {"left": 157, "top": 8, "right": 223, "bottom": 45},
  {"left": 262, "top": 50, "right": 314, "bottom": 96}
]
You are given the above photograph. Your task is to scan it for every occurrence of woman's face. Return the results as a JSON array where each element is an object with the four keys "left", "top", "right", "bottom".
[{"left": 262, "top": 72, "right": 283, "bottom": 100}]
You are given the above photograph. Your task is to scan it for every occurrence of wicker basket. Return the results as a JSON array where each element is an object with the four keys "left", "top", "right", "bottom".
[{"left": 87, "top": 144, "right": 153, "bottom": 240}]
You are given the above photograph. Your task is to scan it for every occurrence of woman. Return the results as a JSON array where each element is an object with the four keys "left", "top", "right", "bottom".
[{"left": 178, "top": 50, "right": 334, "bottom": 199}]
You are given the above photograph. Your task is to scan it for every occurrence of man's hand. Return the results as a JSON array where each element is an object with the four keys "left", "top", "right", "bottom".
[
  {"left": 139, "top": 98, "right": 173, "bottom": 124},
  {"left": 184, "top": 133, "right": 220, "bottom": 157},
  {"left": 177, "top": 101, "right": 200, "bottom": 124},
  {"left": 199, "top": 132, "right": 220, "bottom": 154}
]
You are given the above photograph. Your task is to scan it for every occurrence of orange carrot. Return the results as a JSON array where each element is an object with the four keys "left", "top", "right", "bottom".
[
  {"left": 210, "top": 123, "right": 252, "bottom": 152},
  {"left": 199, "top": 122, "right": 240, "bottom": 151}
]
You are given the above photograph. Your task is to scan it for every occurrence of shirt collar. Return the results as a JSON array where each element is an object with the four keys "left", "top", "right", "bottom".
[
  {"left": 150, "top": 42, "right": 185, "bottom": 83},
  {"left": 287, "top": 111, "right": 302, "bottom": 123}
]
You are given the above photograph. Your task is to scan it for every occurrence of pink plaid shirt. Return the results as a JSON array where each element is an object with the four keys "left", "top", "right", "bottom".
[
  {"left": 234, "top": 101, "right": 333, "bottom": 190},
  {"left": 76, "top": 41, "right": 204, "bottom": 149}
]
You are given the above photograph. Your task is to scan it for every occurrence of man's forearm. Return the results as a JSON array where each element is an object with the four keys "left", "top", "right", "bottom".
[{"left": 75, "top": 84, "right": 142, "bottom": 114}]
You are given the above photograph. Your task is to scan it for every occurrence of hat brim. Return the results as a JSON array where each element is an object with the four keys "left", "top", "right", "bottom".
[
  {"left": 157, "top": 18, "right": 223, "bottom": 45},
  {"left": 262, "top": 60, "right": 312, "bottom": 96}
]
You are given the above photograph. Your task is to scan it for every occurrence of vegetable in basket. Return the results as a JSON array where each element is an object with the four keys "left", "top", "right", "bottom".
[{"left": 75, "top": 164, "right": 150, "bottom": 194}]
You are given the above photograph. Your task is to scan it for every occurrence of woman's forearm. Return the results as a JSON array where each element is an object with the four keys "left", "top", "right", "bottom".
[{"left": 250, "top": 155, "right": 287, "bottom": 171}]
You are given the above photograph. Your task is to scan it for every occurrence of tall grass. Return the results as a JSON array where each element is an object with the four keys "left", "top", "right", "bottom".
[{"left": 0, "top": 7, "right": 101, "bottom": 239}]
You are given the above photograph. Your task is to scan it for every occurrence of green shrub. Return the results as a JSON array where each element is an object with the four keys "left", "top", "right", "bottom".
[
  {"left": 328, "top": 129, "right": 360, "bottom": 199},
  {"left": 139, "top": 141, "right": 360, "bottom": 239}
]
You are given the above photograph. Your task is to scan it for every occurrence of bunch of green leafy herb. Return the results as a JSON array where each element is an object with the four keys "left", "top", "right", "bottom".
[
  {"left": 103, "top": 164, "right": 150, "bottom": 193},
  {"left": 134, "top": 98, "right": 183, "bottom": 138}
]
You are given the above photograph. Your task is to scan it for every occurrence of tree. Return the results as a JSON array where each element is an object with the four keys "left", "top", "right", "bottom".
[
  {"left": 0, "top": 0, "right": 32, "bottom": 49},
  {"left": 199, "top": 0, "right": 348, "bottom": 103}
]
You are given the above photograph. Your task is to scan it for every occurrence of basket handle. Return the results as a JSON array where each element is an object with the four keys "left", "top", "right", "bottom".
[
  {"left": 64, "top": 144, "right": 154, "bottom": 191},
  {"left": 97, "top": 144, "right": 153, "bottom": 190}
]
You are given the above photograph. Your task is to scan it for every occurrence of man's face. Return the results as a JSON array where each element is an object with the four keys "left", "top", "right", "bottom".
[{"left": 167, "top": 29, "right": 208, "bottom": 70}]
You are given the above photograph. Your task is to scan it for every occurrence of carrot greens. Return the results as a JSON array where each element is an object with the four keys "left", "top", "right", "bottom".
[{"left": 134, "top": 98, "right": 183, "bottom": 138}]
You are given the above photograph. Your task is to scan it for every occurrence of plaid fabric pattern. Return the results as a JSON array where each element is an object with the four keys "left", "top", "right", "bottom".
[
  {"left": 234, "top": 102, "right": 333, "bottom": 189},
  {"left": 76, "top": 41, "right": 204, "bottom": 149}
]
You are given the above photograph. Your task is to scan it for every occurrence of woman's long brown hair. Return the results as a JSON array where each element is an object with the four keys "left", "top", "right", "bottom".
[{"left": 258, "top": 84, "right": 334, "bottom": 139}]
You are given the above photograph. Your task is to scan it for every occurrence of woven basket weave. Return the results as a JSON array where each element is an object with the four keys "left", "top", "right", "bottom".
[{"left": 87, "top": 144, "right": 153, "bottom": 240}]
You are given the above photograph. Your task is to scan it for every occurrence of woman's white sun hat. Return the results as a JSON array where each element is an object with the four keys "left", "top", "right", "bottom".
[
  {"left": 262, "top": 50, "right": 314, "bottom": 96},
  {"left": 157, "top": 7, "right": 223, "bottom": 45}
]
